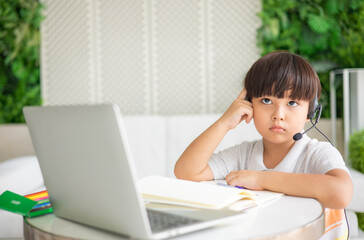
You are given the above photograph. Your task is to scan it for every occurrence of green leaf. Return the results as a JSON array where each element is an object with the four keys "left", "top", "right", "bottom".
[
  {"left": 326, "top": 0, "right": 339, "bottom": 15},
  {"left": 308, "top": 14, "right": 331, "bottom": 33},
  {"left": 270, "top": 18, "right": 280, "bottom": 38},
  {"left": 350, "top": 0, "right": 361, "bottom": 10},
  {"left": 314, "top": 35, "right": 329, "bottom": 50},
  {"left": 349, "top": 129, "right": 364, "bottom": 173}
]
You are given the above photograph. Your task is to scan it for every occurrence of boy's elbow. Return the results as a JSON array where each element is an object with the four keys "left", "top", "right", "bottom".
[
  {"left": 338, "top": 185, "right": 353, "bottom": 209},
  {"left": 326, "top": 195, "right": 351, "bottom": 209},
  {"left": 335, "top": 178, "right": 353, "bottom": 209},
  {"left": 321, "top": 170, "right": 353, "bottom": 209},
  {"left": 174, "top": 164, "right": 183, "bottom": 179},
  {"left": 340, "top": 196, "right": 352, "bottom": 209},
  {"left": 174, "top": 167, "right": 186, "bottom": 180},
  {"left": 331, "top": 194, "right": 352, "bottom": 209},
  {"left": 322, "top": 183, "right": 353, "bottom": 209},
  {"left": 174, "top": 165, "right": 209, "bottom": 182},
  {"left": 174, "top": 168, "right": 199, "bottom": 181},
  {"left": 320, "top": 194, "right": 349, "bottom": 209},
  {"left": 174, "top": 164, "right": 194, "bottom": 181}
]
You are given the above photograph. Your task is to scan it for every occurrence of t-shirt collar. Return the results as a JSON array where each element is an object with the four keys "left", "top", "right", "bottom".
[{"left": 248, "top": 134, "right": 311, "bottom": 172}]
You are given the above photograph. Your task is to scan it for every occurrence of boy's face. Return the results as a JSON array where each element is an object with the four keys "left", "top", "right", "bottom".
[{"left": 252, "top": 92, "right": 310, "bottom": 145}]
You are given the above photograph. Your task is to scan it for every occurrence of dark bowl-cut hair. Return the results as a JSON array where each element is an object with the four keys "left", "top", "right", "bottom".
[{"left": 243, "top": 51, "right": 321, "bottom": 115}]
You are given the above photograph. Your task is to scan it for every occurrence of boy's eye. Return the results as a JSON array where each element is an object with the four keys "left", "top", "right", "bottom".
[
  {"left": 288, "top": 101, "right": 298, "bottom": 106},
  {"left": 262, "top": 98, "right": 272, "bottom": 104}
]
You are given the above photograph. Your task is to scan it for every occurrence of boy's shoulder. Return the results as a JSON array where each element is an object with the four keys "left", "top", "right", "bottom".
[
  {"left": 303, "top": 136, "right": 348, "bottom": 174},
  {"left": 305, "top": 137, "right": 342, "bottom": 158},
  {"left": 219, "top": 139, "right": 261, "bottom": 154},
  {"left": 238, "top": 139, "right": 262, "bottom": 149}
]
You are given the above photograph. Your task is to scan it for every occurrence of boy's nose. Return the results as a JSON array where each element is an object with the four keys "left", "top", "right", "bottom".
[{"left": 272, "top": 107, "right": 285, "bottom": 121}]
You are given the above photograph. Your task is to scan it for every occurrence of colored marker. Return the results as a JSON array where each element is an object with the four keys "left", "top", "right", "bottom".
[{"left": 217, "top": 182, "right": 244, "bottom": 189}]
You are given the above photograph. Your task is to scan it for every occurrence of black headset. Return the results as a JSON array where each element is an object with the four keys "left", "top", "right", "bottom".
[
  {"left": 293, "top": 95, "right": 323, "bottom": 141},
  {"left": 307, "top": 95, "right": 322, "bottom": 119}
]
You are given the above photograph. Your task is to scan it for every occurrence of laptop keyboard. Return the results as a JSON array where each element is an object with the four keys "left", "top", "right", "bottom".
[{"left": 147, "top": 209, "right": 201, "bottom": 233}]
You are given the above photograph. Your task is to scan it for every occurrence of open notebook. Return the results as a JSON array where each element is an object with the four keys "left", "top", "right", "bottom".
[{"left": 139, "top": 176, "right": 283, "bottom": 212}]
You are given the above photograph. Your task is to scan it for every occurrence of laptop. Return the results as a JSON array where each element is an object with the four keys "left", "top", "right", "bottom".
[{"left": 23, "top": 104, "right": 245, "bottom": 239}]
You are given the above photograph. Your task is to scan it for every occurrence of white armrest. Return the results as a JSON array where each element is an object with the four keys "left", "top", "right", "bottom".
[
  {"left": 348, "top": 167, "right": 364, "bottom": 212},
  {"left": 346, "top": 209, "right": 358, "bottom": 237}
]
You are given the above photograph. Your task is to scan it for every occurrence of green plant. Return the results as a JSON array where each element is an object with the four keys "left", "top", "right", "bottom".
[
  {"left": 349, "top": 129, "right": 364, "bottom": 172},
  {"left": 349, "top": 129, "right": 364, "bottom": 231},
  {"left": 0, "top": 0, "right": 43, "bottom": 123},
  {"left": 257, "top": 0, "right": 364, "bottom": 118}
]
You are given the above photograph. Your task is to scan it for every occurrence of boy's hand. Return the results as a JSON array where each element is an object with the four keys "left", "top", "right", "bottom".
[
  {"left": 218, "top": 89, "right": 253, "bottom": 130},
  {"left": 225, "top": 170, "right": 264, "bottom": 190}
]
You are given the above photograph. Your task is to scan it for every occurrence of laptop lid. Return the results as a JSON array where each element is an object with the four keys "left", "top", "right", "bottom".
[{"left": 23, "top": 104, "right": 152, "bottom": 239}]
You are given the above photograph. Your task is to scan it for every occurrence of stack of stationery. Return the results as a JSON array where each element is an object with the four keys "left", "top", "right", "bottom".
[
  {"left": 0, "top": 190, "right": 52, "bottom": 217},
  {"left": 24, "top": 190, "right": 53, "bottom": 217}
]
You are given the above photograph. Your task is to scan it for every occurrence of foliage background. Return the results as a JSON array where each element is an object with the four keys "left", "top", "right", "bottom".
[
  {"left": 0, "top": 0, "right": 43, "bottom": 123},
  {"left": 257, "top": 0, "right": 364, "bottom": 118}
]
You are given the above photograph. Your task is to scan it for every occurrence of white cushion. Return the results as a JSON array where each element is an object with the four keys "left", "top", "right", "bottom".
[
  {"left": 0, "top": 156, "right": 44, "bottom": 238},
  {"left": 0, "top": 156, "right": 44, "bottom": 195},
  {"left": 123, "top": 116, "right": 167, "bottom": 179}
]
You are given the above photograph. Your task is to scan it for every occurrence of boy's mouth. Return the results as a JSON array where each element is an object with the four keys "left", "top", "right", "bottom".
[{"left": 269, "top": 125, "right": 285, "bottom": 132}]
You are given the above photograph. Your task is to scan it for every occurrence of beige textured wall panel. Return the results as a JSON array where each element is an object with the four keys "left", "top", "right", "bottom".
[
  {"left": 97, "top": 0, "right": 148, "bottom": 114},
  {"left": 210, "top": 0, "right": 261, "bottom": 112},
  {"left": 41, "top": 0, "right": 93, "bottom": 105},
  {"left": 153, "top": 0, "right": 204, "bottom": 114},
  {"left": 41, "top": 0, "right": 261, "bottom": 114}
]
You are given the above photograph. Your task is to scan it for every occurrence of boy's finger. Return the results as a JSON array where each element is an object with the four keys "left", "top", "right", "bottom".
[
  {"left": 246, "top": 114, "right": 253, "bottom": 124},
  {"left": 237, "top": 89, "right": 247, "bottom": 100},
  {"left": 239, "top": 115, "right": 247, "bottom": 124}
]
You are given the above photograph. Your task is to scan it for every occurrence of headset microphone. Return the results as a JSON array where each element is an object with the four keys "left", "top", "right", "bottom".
[{"left": 293, "top": 104, "right": 322, "bottom": 141}]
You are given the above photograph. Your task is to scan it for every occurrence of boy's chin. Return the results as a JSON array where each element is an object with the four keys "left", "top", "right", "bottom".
[{"left": 263, "top": 135, "right": 295, "bottom": 145}]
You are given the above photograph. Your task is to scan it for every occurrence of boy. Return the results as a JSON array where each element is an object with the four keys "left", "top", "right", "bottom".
[{"left": 174, "top": 51, "right": 352, "bottom": 239}]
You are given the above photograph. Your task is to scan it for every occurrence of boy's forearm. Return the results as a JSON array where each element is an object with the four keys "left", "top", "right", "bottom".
[
  {"left": 261, "top": 170, "right": 352, "bottom": 209},
  {"left": 174, "top": 120, "right": 229, "bottom": 181}
]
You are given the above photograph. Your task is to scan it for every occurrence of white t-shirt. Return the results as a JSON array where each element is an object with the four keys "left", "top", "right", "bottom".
[
  {"left": 208, "top": 134, "right": 348, "bottom": 180},
  {"left": 209, "top": 134, "right": 350, "bottom": 239}
]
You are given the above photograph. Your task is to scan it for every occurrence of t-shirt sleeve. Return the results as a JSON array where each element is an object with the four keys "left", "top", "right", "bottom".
[
  {"left": 208, "top": 142, "right": 253, "bottom": 180},
  {"left": 307, "top": 142, "right": 349, "bottom": 175}
]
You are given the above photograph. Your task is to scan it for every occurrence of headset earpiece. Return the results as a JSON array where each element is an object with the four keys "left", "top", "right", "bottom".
[{"left": 308, "top": 95, "right": 320, "bottom": 119}]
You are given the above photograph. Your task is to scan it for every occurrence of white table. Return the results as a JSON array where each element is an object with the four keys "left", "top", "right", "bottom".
[{"left": 24, "top": 195, "right": 324, "bottom": 240}]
